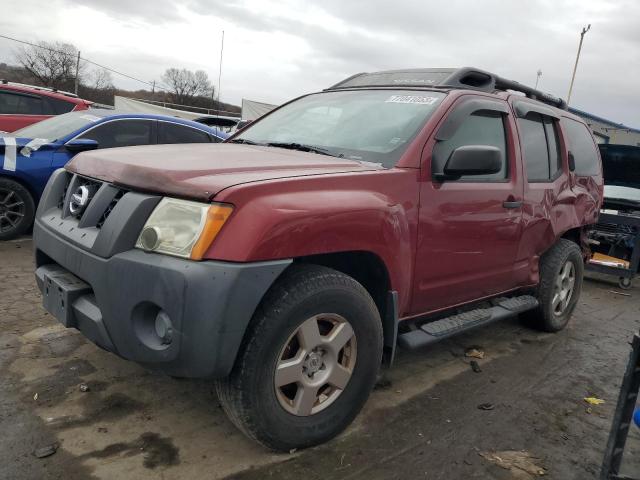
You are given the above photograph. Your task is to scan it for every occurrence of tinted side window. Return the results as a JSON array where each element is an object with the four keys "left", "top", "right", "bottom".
[
  {"left": 432, "top": 111, "right": 507, "bottom": 181},
  {"left": 561, "top": 117, "right": 600, "bottom": 175},
  {"left": 79, "top": 120, "right": 153, "bottom": 149},
  {"left": 47, "top": 97, "right": 76, "bottom": 114},
  {"left": 0, "top": 91, "right": 44, "bottom": 114},
  {"left": 518, "top": 113, "right": 562, "bottom": 182},
  {"left": 519, "top": 113, "right": 549, "bottom": 180},
  {"left": 158, "top": 122, "right": 211, "bottom": 144}
]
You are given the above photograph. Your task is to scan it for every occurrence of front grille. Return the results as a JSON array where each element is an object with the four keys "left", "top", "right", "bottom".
[
  {"left": 61, "top": 174, "right": 126, "bottom": 229},
  {"left": 96, "top": 190, "right": 124, "bottom": 229},
  {"left": 38, "top": 169, "right": 161, "bottom": 258}
]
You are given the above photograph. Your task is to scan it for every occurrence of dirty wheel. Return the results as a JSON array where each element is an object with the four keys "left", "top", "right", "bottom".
[
  {"left": 528, "top": 239, "right": 584, "bottom": 332},
  {"left": 215, "top": 264, "right": 383, "bottom": 451},
  {"left": 618, "top": 276, "right": 633, "bottom": 290},
  {"left": 0, "top": 178, "right": 35, "bottom": 241}
]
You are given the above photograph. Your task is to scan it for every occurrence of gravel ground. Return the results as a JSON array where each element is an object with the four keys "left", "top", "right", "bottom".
[{"left": 1, "top": 238, "right": 639, "bottom": 479}]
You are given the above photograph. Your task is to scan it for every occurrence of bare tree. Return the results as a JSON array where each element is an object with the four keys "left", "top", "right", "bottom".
[
  {"left": 162, "top": 68, "right": 213, "bottom": 104},
  {"left": 14, "top": 41, "right": 85, "bottom": 89},
  {"left": 89, "top": 68, "right": 114, "bottom": 90}
]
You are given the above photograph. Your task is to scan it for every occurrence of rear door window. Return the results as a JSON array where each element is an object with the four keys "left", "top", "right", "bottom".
[
  {"left": 158, "top": 122, "right": 213, "bottom": 144},
  {"left": 432, "top": 111, "right": 508, "bottom": 181},
  {"left": 561, "top": 117, "right": 600, "bottom": 176},
  {"left": 518, "top": 113, "right": 562, "bottom": 181},
  {"left": 78, "top": 120, "right": 154, "bottom": 149},
  {"left": 0, "top": 91, "right": 45, "bottom": 115}
]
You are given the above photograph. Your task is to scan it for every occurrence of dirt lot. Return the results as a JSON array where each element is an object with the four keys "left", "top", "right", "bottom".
[{"left": 1, "top": 238, "right": 639, "bottom": 480}]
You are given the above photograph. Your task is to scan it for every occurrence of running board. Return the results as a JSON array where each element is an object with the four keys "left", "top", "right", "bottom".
[{"left": 398, "top": 295, "right": 538, "bottom": 350}]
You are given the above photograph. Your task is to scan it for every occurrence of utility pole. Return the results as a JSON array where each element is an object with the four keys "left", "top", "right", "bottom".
[
  {"left": 217, "top": 30, "right": 224, "bottom": 115},
  {"left": 535, "top": 69, "right": 542, "bottom": 89},
  {"left": 567, "top": 24, "right": 591, "bottom": 105},
  {"left": 74, "top": 50, "right": 81, "bottom": 95},
  {"left": 151, "top": 80, "right": 155, "bottom": 94}
]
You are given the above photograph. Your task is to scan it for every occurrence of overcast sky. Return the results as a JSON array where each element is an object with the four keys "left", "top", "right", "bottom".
[{"left": 1, "top": 0, "right": 638, "bottom": 126}]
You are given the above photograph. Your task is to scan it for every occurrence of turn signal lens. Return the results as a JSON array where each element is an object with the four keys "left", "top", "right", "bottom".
[{"left": 190, "top": 204, "right": 234, "bottom": 260}]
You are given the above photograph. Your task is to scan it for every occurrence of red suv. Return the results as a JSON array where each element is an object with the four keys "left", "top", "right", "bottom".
[
  {"left": 0, "top": 81, "right": 92, "bottom": 132},
  {"left": 33, "top": 67, "right": 603, "bottom": 451}
]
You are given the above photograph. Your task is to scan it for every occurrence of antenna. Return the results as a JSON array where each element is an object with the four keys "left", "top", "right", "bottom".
[{"left": 217, "top": 30, "right": 224, "bottom": 117}]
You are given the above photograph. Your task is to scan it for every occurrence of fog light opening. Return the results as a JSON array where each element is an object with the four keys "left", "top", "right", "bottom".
[{"left": 132, "top": 302, "right": 174, "bottom": 351}]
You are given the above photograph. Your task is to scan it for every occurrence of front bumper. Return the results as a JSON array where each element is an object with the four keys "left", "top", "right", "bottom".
[{"left": 33, "top": 170, "right": 291, "bottom": 378}]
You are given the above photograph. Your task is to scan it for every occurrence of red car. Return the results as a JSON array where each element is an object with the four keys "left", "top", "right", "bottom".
[
  {"left": 0, "top": 81, "right": 92, "bottom": 132},
  {"left": 33, "top": 67, "right": 602, "bottom": 450}
]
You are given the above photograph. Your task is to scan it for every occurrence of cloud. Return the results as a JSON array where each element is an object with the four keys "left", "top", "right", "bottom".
[{"left": 1, "top": 0, "right": 638, "bottom": 126}]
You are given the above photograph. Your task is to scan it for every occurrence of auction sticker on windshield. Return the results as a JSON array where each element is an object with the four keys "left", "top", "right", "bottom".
[{"left": 385, "top": 95, "right": 440, "bottom": 105}]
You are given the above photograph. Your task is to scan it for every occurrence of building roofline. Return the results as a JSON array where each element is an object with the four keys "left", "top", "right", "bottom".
[{"left": 569, "top": 107, "right": 640, "bottom": 134}]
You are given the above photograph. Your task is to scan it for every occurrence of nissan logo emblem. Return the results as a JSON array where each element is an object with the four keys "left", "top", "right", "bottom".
[{"left": 69, "top": 185, "right": 90, "bottom": 215}]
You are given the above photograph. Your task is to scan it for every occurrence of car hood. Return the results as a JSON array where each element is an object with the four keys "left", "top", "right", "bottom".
[{"left": 66, "top": 143, "right": 382, "bottom": 200}]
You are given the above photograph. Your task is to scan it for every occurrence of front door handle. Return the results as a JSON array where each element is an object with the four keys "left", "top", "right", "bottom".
[{"left": 503, "top": 200, "right": 522, "bottom": 209}]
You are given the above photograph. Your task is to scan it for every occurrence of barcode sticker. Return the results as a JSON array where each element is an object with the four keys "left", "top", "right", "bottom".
[{"left": 385, "top": 95, "right": 439, "bottom": 105}]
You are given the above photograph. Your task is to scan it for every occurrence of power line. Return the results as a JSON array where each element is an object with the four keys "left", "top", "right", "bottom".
[{"left": 0, "top": 33, "right": 171, "bottom": 91}]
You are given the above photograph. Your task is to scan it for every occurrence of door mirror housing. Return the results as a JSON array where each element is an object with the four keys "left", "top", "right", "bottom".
[
  {"left": 438, "top": 145, "right": 503, "bottom": 180},
  {"left": 65, "top": 138, "right": 99, "bottom": 152}
]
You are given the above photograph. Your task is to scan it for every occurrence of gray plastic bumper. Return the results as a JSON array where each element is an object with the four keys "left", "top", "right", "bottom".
[{"left": 34, "top": 219, "right": 291, "bottom": 378}]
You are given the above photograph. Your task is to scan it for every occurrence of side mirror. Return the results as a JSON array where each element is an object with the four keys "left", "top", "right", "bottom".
[
  {"left": 439, "top": 145, "right": 503, "bottom": 180},
  {"left": 65, "top": 138, "right": 99, "bottom": 152}
]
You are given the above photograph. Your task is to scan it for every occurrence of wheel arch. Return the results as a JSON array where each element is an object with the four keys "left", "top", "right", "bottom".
[
  {"left": 561, "top": 226, "right": 590, "bottom": 260},
  {"left": 0, "top": 172, "right": 39, "bottom": 203},
  {"left": 292, "top": 250, "right": 398, "bottom": 364}
]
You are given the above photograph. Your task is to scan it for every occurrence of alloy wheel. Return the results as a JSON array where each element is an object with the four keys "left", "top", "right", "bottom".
[
  {"left": 552, "top": 260, "right": 575, "bottom": 316},
  {"left": 0, "top": 187, "right": 26, "bottom": 235},
  {"left": 274, "top": 313, "right": 357, "bottom": 416}
]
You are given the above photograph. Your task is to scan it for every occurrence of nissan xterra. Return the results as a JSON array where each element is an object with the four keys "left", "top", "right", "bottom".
[{"left": 33, "top": 67, "right": 603, "bottom": 450}]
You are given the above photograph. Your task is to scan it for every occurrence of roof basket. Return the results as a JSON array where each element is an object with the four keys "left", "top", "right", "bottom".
[{"left": 328, "top": 67, "right": 567, "bottom": 110}]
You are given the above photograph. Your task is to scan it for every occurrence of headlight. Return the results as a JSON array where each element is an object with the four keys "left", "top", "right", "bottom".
[{"left": 135, "top": 198, "right": 233, "bottom": 260}]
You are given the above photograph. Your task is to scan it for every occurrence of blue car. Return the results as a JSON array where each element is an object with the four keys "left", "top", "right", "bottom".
[{"left": 0, "top": 110, "right": 228, "bottom": 239}]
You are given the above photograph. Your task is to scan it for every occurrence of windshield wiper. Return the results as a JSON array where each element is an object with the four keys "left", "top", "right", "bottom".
[
  {"left": 265, "top": 142, "right": 337, "bottom": 157},
  {"left": 227, "top": 138, "right": 260, "bottom": 145}
]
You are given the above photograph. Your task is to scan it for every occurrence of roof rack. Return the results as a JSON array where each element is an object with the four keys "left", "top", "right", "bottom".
[
  {"left": 0, "top": 80, "right": 78, "bottom": 98},
  {"left": 327, "top": 67, "right": 568, "bottom": 110}
]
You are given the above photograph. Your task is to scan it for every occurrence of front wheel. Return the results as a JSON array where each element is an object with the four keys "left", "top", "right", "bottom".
[
  {"left": 529, "top": 239, "right": 584, "bottom": 332},
  {"left": 0, "top": 178, "right": 35, "bottom": 241},
  {"left": 216, "top": 264, "right": 383, "bottom": 451}
]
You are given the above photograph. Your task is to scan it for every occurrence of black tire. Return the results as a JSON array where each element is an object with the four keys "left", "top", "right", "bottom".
[
  {"left": 528, "top": 239, "right": 584, "bottom": 332},
  {"left": 215, "top": 264, "right": 383, "bottom": 451},
  {"left": 0, "top": 178, "right": 35, "bottom": 241},
  {"left": 618, "top": 277, "right": 633, "bottom": 290}
]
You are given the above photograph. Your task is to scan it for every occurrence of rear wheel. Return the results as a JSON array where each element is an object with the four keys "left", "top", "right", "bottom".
[
  {"left": 529, "top": 239, "right": 584, "bottom": 332},
  {"left": 216, "top": 264, "right": 383, "bottom": 451},
  {"left": 0, "top": 178, "right": 35, "bottom": 241}
]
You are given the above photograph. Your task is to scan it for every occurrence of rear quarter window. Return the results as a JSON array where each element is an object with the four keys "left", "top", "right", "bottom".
[
  {"left": 561, "top": 117, "right": 600, "bottom": 176},
  {"left": 47, "top": 97, "right": 76, "bottom": 114},
  {"left": 158, "top": 122, "right": 212, "bottom": 144}
]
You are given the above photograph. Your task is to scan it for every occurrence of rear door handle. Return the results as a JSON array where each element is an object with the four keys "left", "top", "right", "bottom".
[{"left": 503, "top": 200, "right": 522, "bottom": 209}]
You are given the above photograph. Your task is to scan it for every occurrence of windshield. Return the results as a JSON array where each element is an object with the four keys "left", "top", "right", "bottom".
[
  {"left": 13, "top": 111, "right": 103, "bottom": 141},
  {"left": 604, "top": 185, "right": 640, "bottom": 202},
  {"left": 234, "top": 90, "right": 446, "bottom": 167}
]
